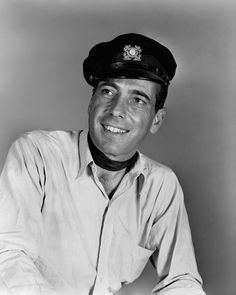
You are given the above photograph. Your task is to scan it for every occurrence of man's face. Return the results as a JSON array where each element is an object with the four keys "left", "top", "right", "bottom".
[{"left": 88, "top": 78, "right": 165, "bottom": 161}]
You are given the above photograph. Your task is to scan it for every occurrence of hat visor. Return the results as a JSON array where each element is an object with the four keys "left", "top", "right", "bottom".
[{"left": 95, "top": 67, "right": 167, "bottom": 85}]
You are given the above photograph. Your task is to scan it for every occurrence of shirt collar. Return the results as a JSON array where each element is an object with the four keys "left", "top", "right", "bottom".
[
  {"left": 125, "top": 151, "right": 149, "bottom": 191},
  {"left": 75, "top": 129, "right": 150, "bottom": 183},
  {"left": 76, "top": 129, "right": 94, "bottom": 178}
]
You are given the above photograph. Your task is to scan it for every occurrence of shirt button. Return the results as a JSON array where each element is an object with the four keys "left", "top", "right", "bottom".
[{"left": 99, "top": 276, "right": 104, "bottom": 282}]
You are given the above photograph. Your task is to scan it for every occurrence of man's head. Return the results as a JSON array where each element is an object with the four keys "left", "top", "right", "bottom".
[
  {"left": 83, "top": 33, "right": 177, "bottom": 112},
  {"left": 83, "top": 33, "right": 177, "bottom": 161}
]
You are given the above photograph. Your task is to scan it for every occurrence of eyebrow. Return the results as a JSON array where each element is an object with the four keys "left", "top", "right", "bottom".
[
  {"left": 97, "top": 81, "right": 118, "bottom": 89},
  {"left": 98, "top": 80, "right": 151, "bottom": 102},
  {"left": 131, "top": 90, "right": 151, "bottom": 102}
]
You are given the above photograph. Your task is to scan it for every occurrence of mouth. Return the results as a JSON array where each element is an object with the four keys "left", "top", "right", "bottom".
[{"left": 102, "top": 124, "right": 129, "bottom": 134}]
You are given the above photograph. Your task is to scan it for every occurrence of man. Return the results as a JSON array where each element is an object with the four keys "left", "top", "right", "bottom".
[{"left": 0, "top": 33, "right": 205, "bottom": 295}]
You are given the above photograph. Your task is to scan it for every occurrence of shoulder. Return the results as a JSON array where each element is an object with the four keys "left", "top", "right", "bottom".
[
  {"left": 140, "top": 153, "right": 183, "bottom": 198},
  {"left": 15, "top": 130, "right": 80, "bottom": 150},
  {"left": 140, "top": 152, "right": 178, "bottom": 183},
  {"left": 12, "top": 130, "right": 81, "bottom": 163},
  {"left": 140, "top": 154, "right": 185, "bottom": 216}
]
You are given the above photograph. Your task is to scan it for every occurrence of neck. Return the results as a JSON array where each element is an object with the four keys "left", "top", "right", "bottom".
[{"left": 87, "top": 133, "right": 138, "bottom": 172}]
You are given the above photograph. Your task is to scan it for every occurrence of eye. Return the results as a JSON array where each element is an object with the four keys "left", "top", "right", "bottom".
[
  {"left": 101, "top": 88, "right": 115, "bottom": 98},
  {"left": 131, "top": 97, "right": 147, "bottom": 106}
]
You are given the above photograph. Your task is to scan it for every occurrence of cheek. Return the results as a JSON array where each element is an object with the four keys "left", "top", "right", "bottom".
[
  {"left": 88, "top": 101, "right": 101, "bottom": 118},
  {"left": 88, "top": 105, "right": 106, "bottom": 131},
  {"left": 89, "top": 97, "right": 110, "bottom": 114},
  {"left": 131, "top": 110, "right": 153, "bottom": 128}
]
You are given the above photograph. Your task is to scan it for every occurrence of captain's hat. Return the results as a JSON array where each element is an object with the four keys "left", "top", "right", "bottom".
[{"left": 83, "top": 33, "right": 177, "bottom": 86}]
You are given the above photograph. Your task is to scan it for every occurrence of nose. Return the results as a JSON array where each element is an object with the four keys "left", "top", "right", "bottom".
[{"left": 109, "top": 95, "right": 127, "bottom": 118}]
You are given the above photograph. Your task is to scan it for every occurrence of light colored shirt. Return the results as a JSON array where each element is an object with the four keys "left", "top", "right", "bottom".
[{"left": 0, "top": 130, "right": 205, "bottom": 295}]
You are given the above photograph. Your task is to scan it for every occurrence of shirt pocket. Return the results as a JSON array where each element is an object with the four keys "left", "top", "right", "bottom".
[{"left": 129, "top": 245, "right": 155, "bottom": 282}]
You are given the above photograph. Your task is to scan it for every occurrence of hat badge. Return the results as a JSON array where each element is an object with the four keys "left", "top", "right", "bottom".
[{"left": 123, "top": 45, "right": 142, "bottom": 61}]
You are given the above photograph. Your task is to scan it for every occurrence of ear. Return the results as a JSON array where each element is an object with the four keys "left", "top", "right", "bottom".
[
  {"left": 88, "top": 98, "right": 92, "bottom": 113},
  {"left": 150, "top": 108, "right": 166, "bottom": 134}
]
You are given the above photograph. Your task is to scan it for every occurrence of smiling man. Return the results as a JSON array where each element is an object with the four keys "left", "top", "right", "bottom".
[
  {"left": 88, "top": 79, "right": 163, "bottom": 161},
  {"left": 87, "top": 78, "right": 165, "bottom": 197},
  {"left": 0, "top": 33, "right": 205, "bottom": 295}
]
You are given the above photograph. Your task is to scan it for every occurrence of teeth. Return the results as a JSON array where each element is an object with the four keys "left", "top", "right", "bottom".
[{"left": 104, "top": 125, "right": 127, "bottom": 134}]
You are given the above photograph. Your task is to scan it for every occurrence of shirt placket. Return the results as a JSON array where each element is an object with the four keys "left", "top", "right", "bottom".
[
  {"left": 92, "top": 203, "right": 114, "bottom": 295},
  {"left": 90, "top": 164, "right": 137, "bottom": 294}
]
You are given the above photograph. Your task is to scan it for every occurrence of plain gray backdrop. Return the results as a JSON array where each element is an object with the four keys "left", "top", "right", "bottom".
[{"left": 1, "top": 0, "right": 235, "bottom": 294}]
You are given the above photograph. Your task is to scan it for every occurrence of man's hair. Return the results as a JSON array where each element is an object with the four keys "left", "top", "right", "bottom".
[
  {"left": 92, "top": 82, "right": 168, "bottom": 113},
  {"left": 155, "top": 84, "right": 168, "bottom": 112}
]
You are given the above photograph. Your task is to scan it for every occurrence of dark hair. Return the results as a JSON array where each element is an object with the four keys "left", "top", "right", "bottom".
[{"left": 155, "top": 84, "right": 168, "bottom": 112}]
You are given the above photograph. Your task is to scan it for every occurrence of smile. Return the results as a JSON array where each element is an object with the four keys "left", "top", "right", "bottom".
[{"left": 103, "top": 124, "right": 128, "bottom": 134}]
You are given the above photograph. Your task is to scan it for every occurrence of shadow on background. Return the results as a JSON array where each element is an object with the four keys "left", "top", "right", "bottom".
[{"left": 1, "top": 1, "right": 236, "bottom": 294}]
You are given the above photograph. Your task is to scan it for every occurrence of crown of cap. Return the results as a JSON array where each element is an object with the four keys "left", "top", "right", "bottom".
[{"left": 83, "top": 33, "right": 177, "bottom": 86}]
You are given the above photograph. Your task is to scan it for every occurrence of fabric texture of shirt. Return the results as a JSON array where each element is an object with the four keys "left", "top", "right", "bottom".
[{"left": 0, "top": 129, "right": 206, "bottom": 295}]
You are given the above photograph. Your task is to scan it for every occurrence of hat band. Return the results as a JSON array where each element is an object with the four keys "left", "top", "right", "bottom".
[{"left": 95, "top": 61, "right": 169, "bottom": 85}]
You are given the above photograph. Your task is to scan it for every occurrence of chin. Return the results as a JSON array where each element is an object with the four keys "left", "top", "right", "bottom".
[{"left": 101, "top": 146, "right": 119, "bottom": 157}]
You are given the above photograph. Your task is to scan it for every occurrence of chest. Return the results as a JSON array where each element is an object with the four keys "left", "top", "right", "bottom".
[{"left": 98, "top": 173, "right": 123, "bottom": 198}]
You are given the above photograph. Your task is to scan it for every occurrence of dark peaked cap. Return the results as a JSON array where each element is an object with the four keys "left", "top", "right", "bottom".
[{"left": 83, "top": 33, "right": 177, "bottom": 87}]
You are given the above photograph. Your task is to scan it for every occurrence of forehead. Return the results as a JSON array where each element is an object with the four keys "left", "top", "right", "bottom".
[{"left": 97, "top": 78, "right": 161, "bottom": 96}]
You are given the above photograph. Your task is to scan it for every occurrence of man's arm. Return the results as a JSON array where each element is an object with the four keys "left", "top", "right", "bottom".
[
  {"left": 149, "top": 171, "right": 206, "bottom": 295},
  {"left": 0, "top": 134, "right": 57, "bottom": 294}
]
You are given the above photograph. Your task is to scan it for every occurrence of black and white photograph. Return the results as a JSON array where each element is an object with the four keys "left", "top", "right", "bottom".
[{"left": 0, "top": 1, "right": 235, "bottom": 294}]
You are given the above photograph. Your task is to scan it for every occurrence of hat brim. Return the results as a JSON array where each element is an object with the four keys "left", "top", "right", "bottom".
[{"left": 93, "top": 67, "right": 167, "bottom": 85}]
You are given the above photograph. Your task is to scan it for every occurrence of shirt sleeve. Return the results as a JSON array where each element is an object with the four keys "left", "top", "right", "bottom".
[
  {"left": 0, "top": 134, "right": 58, "bottom": 295},
  {"left": 148, "top": 170, "right": 206, "bottom": 295}
]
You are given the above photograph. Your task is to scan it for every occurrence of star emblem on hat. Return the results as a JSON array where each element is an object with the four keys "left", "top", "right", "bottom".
[{"left": 123, "top": 45, "right": 142, "bottom": 61}]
